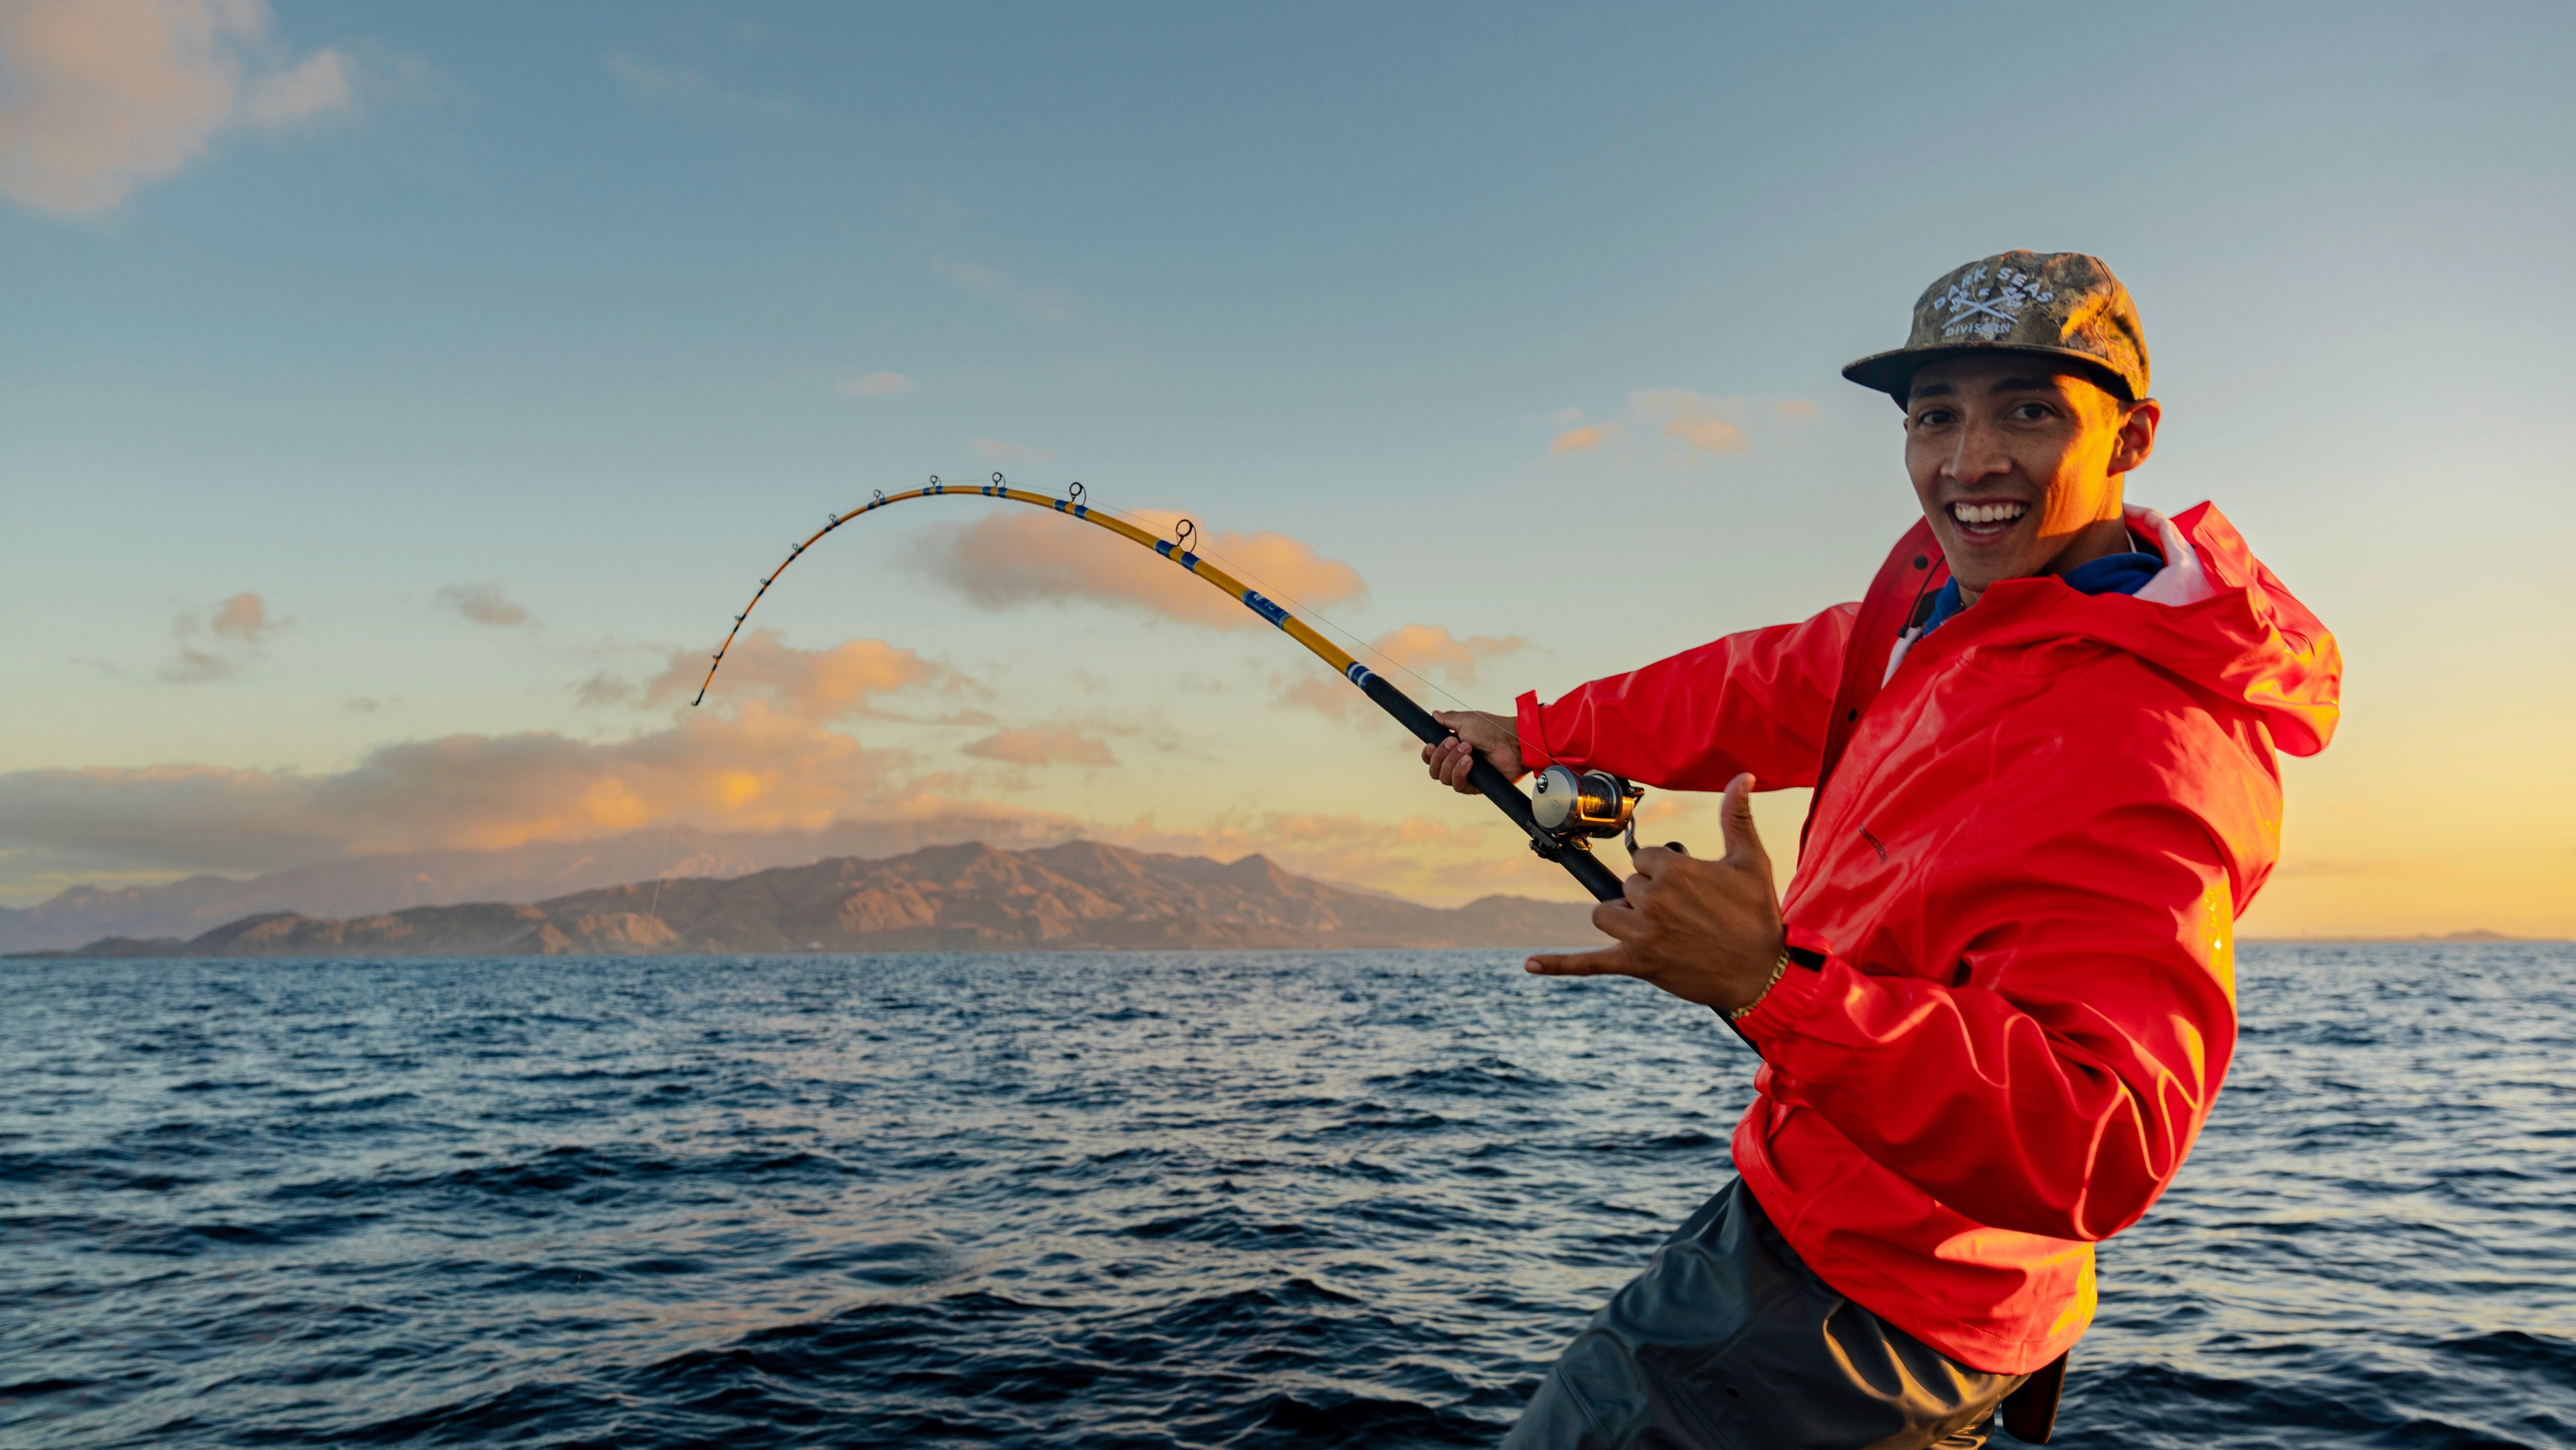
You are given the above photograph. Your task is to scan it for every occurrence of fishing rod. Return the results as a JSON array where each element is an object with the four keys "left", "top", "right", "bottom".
[{"left": 692, "top": 473, "right": 1646, "bottom": 903}]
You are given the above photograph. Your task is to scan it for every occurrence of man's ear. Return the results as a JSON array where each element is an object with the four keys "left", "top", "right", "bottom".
[{"left": 2112, "top": 397, "right": 2161, "bottom": 474}]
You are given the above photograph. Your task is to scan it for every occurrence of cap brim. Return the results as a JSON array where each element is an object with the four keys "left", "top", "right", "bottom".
[{"left": 1841, "top": 344, "right": 2136, "bottom": 405}]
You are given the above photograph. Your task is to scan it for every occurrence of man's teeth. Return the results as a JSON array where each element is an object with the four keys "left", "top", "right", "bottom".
[{"left": 1950, "top": 501, "right": 2029, "bottom": 526}]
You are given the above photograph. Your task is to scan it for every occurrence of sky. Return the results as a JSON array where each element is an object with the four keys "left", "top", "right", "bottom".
[{"left": 3, "top": 0, "right": 2572, "bottom": 937}]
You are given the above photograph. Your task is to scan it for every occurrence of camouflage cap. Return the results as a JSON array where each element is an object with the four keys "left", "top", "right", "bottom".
[{"left": 1842, "top": 250, "right": 2148, "bottom": 405}]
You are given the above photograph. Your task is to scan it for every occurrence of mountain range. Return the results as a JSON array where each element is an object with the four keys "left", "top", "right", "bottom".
[
  {"left": 0, "top": 819, "right": 1075, "bottom": 954},
  {"left": 21, "top": 840, "right": 1607, "bottom": 958}
]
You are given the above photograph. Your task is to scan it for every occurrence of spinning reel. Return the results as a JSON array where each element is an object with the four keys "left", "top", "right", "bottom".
[{"left": 1528, "top": 765, "right": 1646, "bottom": 854}]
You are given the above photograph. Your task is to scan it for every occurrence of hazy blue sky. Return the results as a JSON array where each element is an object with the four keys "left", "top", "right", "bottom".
[{"left": 4, "top": 1, "right": 2571, "bottom": 933}]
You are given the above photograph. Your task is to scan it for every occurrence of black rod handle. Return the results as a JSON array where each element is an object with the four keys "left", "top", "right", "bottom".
[{"left": 1353, "top": 670, "right": 1627, "bottom": 902}]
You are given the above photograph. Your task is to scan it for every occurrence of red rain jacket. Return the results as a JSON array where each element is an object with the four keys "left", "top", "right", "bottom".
[{"left": 1513, "top": 502, "right": 2339, "bottom": 1374}]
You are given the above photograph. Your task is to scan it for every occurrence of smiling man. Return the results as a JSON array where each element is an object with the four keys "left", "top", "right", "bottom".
[{"left": 1425, "top": 252, "right": 2341, "bottom": 1447}]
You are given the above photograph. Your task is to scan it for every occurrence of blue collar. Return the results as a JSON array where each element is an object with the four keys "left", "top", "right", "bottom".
[{"left": 1919, "top": 541, "right": 2163, "bottom": 637}]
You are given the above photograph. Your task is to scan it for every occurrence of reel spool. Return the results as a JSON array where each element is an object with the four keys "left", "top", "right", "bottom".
[{"left": 1529, "top": 765, "right": 1645, "bottom": 852}]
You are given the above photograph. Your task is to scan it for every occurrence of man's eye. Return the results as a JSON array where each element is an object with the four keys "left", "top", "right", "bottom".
[
  {"left": 2010, "top": 402, "right": 2054, "bottom": 421},
  {"left": 1915, "top": 409, "right": 1953, "bottom": 426}
]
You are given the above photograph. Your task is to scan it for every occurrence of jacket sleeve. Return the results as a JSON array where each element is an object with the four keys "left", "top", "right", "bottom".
[
  {"left": 1515, "top": 602, "right": 1857, "bottom": 791},
  {"left": 1737, "top": 799, "right": 2240, "bottom": 1242}
]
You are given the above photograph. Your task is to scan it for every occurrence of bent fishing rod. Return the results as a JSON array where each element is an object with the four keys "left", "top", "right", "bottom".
[{"left": 692, "top": 474, "right": 1650, "bottom": 903}]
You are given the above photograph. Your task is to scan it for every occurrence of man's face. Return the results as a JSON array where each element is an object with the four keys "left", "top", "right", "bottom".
[{"left": 1902, "top": 356, "right": 2158, "bottom": 599}]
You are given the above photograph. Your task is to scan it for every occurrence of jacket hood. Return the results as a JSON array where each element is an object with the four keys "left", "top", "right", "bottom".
[{"left": 1970, "top": 501, "right": 2341, "bottom": 756}]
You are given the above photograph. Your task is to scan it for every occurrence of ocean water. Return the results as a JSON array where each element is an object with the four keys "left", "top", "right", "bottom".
[{"left": 2, "top": 943, "right": 2571, "bottom": 1449}]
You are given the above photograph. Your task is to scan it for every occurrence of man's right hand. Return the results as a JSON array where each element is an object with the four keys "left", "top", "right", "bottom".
[{"left": 1423, "top": 709, "right": 1525, "bottom": 793}]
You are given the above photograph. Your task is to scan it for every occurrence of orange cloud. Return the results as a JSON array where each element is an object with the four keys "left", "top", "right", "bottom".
[
  {"left": 1281, "top": 624, "right": 1528, "bottom": 719},
  {"left": 1666, "top": 415, "right": 1750, "bottom": 454},
  {"left": 9, "top": 629, "right": 983, "bottom": 881},
  {"left": 206, "top": 591, "right": 276, "bottom": 642},
  {"left": 1550, "top": 423, "right": 1618, "bottom": 455},
  {"left": 1369, "top": 623, "right": 1529, "bottom": 684},
  {"left": 323, "top": 707, "right": 895, "bottom": 851},
  {"left": 160, "top": 590, "right": 284, "bottom": 683},
  {"left": 1277, "top": 674, "right": 1356, "bottom": 720},
  {"left": 0, "top": 724, "right": 1595, "bottom": 908},
  {"left": 0, "top": 0, "right": 351, "bottom": 215},
  {"left": 961, "top": 726, "right": 1117, "bottom": 768},
  {"left": 0, "top": 700, "right": 1071, "bottom": 881},
  {"left": 1631, "top": 388, "right": 1751, "bottom": 456},
  {"left": 641, "top": 629, "right": 953, "bottom": 721},
  {"left": 922, "top": 508, "right": 1366, "bottom": 630}
]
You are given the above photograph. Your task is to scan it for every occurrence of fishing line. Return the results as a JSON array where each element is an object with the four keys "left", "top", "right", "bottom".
[{"left": 645, "top": 811, "right": 682, "bottom": 927}]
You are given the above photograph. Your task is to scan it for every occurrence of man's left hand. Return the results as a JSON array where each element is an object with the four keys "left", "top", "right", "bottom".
[{"left": 1527, "top": 772, "right": 1788, "bottom": 1015}]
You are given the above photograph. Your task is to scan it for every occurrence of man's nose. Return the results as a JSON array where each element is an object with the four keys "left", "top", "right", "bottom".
[{"left": 1943, "top": 416, "right": 2012, "bottom": 488}]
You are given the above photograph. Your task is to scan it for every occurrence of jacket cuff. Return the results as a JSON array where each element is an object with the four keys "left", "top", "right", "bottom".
[
  {"left": 1731, "top": 927, "right": 1834, "bottom": 1045},
  {"left": 1514, "top": 690, "right": 1560, "bottom": 770}
]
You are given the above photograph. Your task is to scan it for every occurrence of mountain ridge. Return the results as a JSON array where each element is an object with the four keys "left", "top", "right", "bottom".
[
  {"left": 0, "top": 817, "right": 1077, "bottom": 953},
  {"left": 19, "top": 840, "right": 1607, "bottom": 959}
]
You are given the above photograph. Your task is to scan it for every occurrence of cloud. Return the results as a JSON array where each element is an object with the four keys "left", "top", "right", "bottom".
[
  {"left": 933, "top": 255, "right": 1077, "bottom": 322},
  {"left": 1631, "top": 388, "right": 1750, "bottom": 456},
  {"left": 961, "top": 727, "right": 1117, "bottom": 768},
  {"left": 968, "top": 436, "right": 1053, "bottom": 463},
  {"left": 0, "top": 640, "right": 1585, "bottom": 909},
  {"left": 0, "top": 707, "right": 910, "bottom": 876},
  {"left": 1774, "top": 399, "right": 1821, "bottom": 422},
  {"left": 1547, "top": 391, "right": 1774, "bottom": 460},
  {"left": 574, "top": 672, "right": 633, "bottom": 709},
  {"left": 159, "top": 591, "right": 282, "bottom": 682},
  {"left": 158, "top": 649, "right": 237, "bottom": 685},
  {"left": 838, "top": 370, "right": 914, "bottom": 398},
  {"left": 0, "top": 628, "right": 1030, "bottom": 890},
  {"left": 206, "top": 591, "right": 276, "bottom": 641},
  {"left": 1, "top": 604, "right": 1578, "bottom": 909},
  {"left": 641, "top": 628, "right": 961, "bottom": 722},
  {"left": 1368, "top": 623, "right": 1529, "bottom": 685},
  {"left": 1281, "top": 624, "right": 1527, "bottom": 718},
  {"left": 0, "top": 0, "right": 354, "bottom": 215},
  {"left": 435, "top": 582, "right": 533, "bottom": 629},
  {"left": 239, "top": 47, "right": 346, "bottom": 125},
  {"left": 1277, "top": 675, "right": 1354, "bottom": 719},
  {"left": 604, "top": 52, "right": 698, "bottom": 97},
  {"left": 0, "top": 762, "right": 357, "bottom": 876},
  {"left": 603, "top": 50, "right": 787, "bottom": 115},
  {"left": 1550, "top": 423, "right": 1617, "bottom": 455},
  {"left": 344, "top": 696, "right": 381, "bottom": 713},
  {"left": 1666, "top": 415, "right": 1750, "bottom": 455},
  {"left": 920, "top": 509, "right": 1366, "bottom": 631},
  {"left": 0, "top": 715, "right": 1574, "bottom": 909}
]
